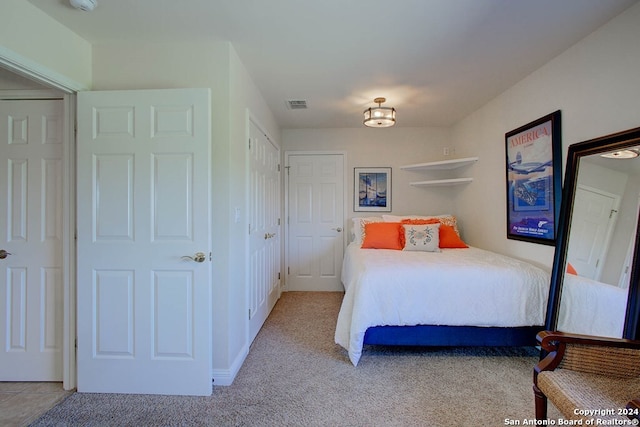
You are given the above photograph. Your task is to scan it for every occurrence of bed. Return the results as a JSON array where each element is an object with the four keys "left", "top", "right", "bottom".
[
  {"left": 334, "top": 215, "right": 551, "bottom": 365},
  {"left": 557, "top": 272, "right": 628, "bottom": 338}
]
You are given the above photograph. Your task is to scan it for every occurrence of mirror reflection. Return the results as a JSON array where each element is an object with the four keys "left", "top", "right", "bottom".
[{"left": 557, "top": 144, "right": 640, "bottom": 338}]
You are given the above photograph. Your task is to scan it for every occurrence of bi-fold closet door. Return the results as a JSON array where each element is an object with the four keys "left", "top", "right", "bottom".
[{"left": 248, "top": 118, "right": 281, "bottom": 344}]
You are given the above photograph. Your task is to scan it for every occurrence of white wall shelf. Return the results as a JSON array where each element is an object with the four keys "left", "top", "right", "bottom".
[
  {"left": 400, "top": 157, "right": 479, "bottom": 171},
  {"left": 402, "top": 157, "right": 478, "bottom": 188},
  {"left": 409, "top": 178, "right": 473, "bottom": 187}
]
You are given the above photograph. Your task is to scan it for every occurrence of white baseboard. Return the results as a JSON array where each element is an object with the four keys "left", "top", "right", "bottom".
[{"left": 211, "top": 343, "right": 249, "bottom": 386}]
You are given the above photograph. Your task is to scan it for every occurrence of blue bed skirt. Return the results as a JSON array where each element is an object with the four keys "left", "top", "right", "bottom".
[{"left": 363, "top": 325, "right": 543, "bottom": 347}]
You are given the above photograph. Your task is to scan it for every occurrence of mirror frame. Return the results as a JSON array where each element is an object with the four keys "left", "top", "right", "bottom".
[{"left": 545, "top": 126, "right": 640, "bottom": 338}]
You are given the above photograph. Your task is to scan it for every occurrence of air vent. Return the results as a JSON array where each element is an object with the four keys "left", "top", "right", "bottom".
[{"left": 286, "top": 100, "right": 307, "bottom": 110}]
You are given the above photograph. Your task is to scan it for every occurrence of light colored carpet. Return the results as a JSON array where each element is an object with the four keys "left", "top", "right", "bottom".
[{"left": 31, "top": 291, "right": 552, "bottom": 426}]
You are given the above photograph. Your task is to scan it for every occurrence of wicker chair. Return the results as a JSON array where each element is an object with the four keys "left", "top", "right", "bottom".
[{"left": 533, "top": 330, "right": 640, "bottom": 423}]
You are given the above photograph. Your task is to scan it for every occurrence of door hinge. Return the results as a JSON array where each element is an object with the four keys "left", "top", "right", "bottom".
[
  {"left": 248, "top": 138, "right": 251, "bottom": 150},
  {"left": 75, "top": 338, "right": 78, "bottom": 350},
  {"left": 277, "top": 218, "right": 281, "bottom": 226},
  {"left": 248, "top": 308, "right": 251, "bottom": 319},
  {"left": 278, "top": 164, "right": 281, "bottom": 172},
  {"left": 278, "top": 272, "right": 281, "bottom": 280},
  {"left": 288, "top": 267, "right": 290, "bottom": 275}
]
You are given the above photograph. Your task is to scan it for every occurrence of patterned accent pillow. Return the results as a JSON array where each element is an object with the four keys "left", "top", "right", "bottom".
[{"left": 402, "top": 223, "right": 441, "bottom": 252}]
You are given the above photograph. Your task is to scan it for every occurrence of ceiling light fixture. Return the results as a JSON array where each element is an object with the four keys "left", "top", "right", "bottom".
[
  {"left": 70, "top": 0, "right": 97, "bottom": 11},
  {"left": 363, "top": 97, "right": 396, "bottom": 128},
  {"left": 601, "top": 149, "right": 639, "bottom": 159}
]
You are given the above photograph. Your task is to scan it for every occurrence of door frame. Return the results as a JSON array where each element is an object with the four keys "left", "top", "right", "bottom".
[
  {"left": 283, "top": 151, "right": 347, "bottom": 291},
  {"left": 0, "top": 48, "right": 86, "bottom": 390}
]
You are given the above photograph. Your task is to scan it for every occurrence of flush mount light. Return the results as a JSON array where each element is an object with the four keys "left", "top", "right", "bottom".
[
  {"left": 363, "top": 97, "right": 396, "bottom": 128},
  {"left": 70, "top": 0, "right": 97, "bottom": 11},
  {"left": 601, "top": 149, "right": 639, "bottom": 159}
]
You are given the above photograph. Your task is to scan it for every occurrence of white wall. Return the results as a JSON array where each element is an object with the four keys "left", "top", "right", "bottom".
[
  {"left": 227, "top": 46, "right": 281, "bottom": 378},
  {"left": 92, "top": 41, "right": 280, "bottom": 384},
  {"left": 0, "top": 0, "right": 91, "bottom": 88},
  {"left": 282, "top": 127, "right": 460, "bottom": 234},
  {"left": 450, "top": 1, "right": 640, "bottom": 269}
]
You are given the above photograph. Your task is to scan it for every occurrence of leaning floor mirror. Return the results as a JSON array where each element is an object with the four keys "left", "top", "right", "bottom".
[{"left": 545, "top": 126, "right": 640, "bottom": 339}]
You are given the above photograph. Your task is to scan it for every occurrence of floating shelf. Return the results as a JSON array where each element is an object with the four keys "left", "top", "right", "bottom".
[
  {"left": 409, "top": 178, "right": 474, "bottom": 187},
  {"left": 400, "top": 157, "right": 479, "bottom": 172}
]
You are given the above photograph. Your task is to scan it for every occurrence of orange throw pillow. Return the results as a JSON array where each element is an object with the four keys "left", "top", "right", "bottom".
[
  {"left": 361, "top": 222, "right": 403, "bottom": 250},
  {"left": 567, "top": 263, "right": 578, "bottom": 275},
  {"left": 438, "top": 224, "right": 468, "bottom": 248}
]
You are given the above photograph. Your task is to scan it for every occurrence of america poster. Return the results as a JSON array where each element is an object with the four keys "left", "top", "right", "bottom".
[{"left": 505, "top": 111, "right": 562, "bottom": 245}]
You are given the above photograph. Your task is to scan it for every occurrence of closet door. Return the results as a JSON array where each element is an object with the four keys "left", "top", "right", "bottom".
[
  {"left": 248, "top": 119, "right": 280, "bottom": 343},
  {"left": 0, "top": 99, "right": 63, "bottom": 381},
  {"left": 287, "top": 153, "right": 344, "bottom": 291}
]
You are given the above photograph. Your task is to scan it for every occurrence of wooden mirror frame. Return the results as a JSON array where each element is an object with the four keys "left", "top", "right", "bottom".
[{"left": 545, "top": 126, "right": 640, "bottom": 338}]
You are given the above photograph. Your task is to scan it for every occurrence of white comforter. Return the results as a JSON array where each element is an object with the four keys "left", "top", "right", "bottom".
[
  {"left": 558, "top": 273, "right": 627, "bottom": 337},
  {"left": 335, "top": 243, "right": 550, "bottom": 365}
]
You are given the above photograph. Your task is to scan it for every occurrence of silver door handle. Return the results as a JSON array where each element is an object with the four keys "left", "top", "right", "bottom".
[
  {"left": 182, "top": 252, "right": 206, "bottom": 263},
  {"left": 0, "top": 249, "right": 11, "bottom": 259},
  {"left": 332, "top": 227, "right": 342, "bottom": 232}
]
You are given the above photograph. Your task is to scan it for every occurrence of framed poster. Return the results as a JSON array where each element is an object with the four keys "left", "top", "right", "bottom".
[
  {"left": 354, "top": 167, "right": 391, "bottom": 212},
  {"left": 505, "top": 110, "right": 562, "bottom": 245}
]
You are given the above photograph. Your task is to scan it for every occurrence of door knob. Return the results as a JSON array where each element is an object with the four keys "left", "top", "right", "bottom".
[
  {"left": 182, "top": 252, "right": 206, "bottom": 263},
  {"left": 332, "top": 227, "right": 342, "bottom": 232},
  {"left": 0, "top": 249, "right": 11, "bottom": 259}
]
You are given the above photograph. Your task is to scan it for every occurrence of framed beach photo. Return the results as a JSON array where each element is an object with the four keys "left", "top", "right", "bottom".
[
  {"left": 505, "top": 110, "right": 562, "bottom": 245},
  {"left": 354, "top": 167, "right": 392, "bottom": 212}
]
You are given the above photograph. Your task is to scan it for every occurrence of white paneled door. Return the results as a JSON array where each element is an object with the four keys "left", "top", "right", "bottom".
[
  {"left": 568, "top": 185, "right": 620, "bottom": 281},
  {"left": 0, "top": 99, "right": 63, "bottom": 381},
  {"left": 287, "top": 154, "right": 344, "bottom": 291},
  {"left": 248, "top": 119, "right": 280, "bottom": 343},
  {"left": 76, "top": 89, "right": 212, "bottom": 395}
]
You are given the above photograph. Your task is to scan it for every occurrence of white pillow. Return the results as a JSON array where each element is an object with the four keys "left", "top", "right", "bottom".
[
  {"left": 402, "top": 223, "right": 441, "bottom": 252},
  {"left": 351, "top": 216, "right": 383, "bottom": 244}
]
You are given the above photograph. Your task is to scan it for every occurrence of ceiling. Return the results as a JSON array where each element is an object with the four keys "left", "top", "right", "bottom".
[{"left": 24, "top": 0, "right": 639, "bottom": 129}]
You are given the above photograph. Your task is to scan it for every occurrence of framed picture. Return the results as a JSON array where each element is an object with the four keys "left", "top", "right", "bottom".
[
  {"left": 354, "top": 167, "right": 392, "bottom": 212},
  {"left": 505, "top": 110, "right": 562, "bottom": 245}
]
